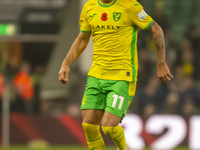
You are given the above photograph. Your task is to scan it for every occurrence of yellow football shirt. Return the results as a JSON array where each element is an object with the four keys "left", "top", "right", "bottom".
[{"left": 79, "top": 0, "right": 154, "bottom": 81}]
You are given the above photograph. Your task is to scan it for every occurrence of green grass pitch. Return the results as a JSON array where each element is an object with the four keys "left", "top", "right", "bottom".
[{"left": 0, "top": 146, "right": 190, "bottom": 150}]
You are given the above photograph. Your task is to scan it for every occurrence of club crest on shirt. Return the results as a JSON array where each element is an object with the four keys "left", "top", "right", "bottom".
[{"left": 113, "top": 12, "right": 121, "bottom": 22}]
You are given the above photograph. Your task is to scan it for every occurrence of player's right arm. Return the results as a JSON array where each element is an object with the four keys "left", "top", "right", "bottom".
[{"left": 58, "top": 32, "right": 91, "bottom": 84}]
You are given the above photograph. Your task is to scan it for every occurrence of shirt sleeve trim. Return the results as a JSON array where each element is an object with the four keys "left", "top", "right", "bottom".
[
  {"left": 80, "top": 29, "right": 91, "bottom": 33},
  {"left": 143, "top": 20, "right": 154, "bottom": 30}
]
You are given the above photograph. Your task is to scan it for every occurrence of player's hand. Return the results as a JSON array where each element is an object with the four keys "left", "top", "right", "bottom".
[
  {"left": 58, "top": 65, "right": 70, "bottom": 84},
  {"left": 157, "top": 62, "right": 174, "bottom": 83}
]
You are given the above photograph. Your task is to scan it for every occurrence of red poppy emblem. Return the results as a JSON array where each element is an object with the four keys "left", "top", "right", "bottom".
[{"left": 101, "top": 13, "right": 108, "bottom": 21}]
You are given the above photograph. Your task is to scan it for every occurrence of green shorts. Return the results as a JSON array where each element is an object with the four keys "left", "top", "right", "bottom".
[{"left": 81, "top": 76, "right": 136, "bottom": 117}]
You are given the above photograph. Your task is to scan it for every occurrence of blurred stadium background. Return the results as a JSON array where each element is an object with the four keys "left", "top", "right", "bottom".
[{"left": 0, "top": 0, "right": 200, "bottom": 149}]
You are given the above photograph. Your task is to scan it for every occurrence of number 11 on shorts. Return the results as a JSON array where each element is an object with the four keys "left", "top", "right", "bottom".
[{"left": 112, "top": 94, "right": 124, "bottom": 110}]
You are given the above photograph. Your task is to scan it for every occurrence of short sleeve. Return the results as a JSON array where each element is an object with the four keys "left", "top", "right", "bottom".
[
  {"left": 79, "top": 4, "right": 91, "bottom": 33},
  {"left": 128, "top": 1, "right": 154, "bottom": 30}
]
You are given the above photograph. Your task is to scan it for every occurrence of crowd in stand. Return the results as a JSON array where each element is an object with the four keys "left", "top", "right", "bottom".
[
  {"left": 0, "top": 41, "right": 45, "bottom": 113},
  {"left": 130, "top": 8, "right": 200, "bottom": 119}
]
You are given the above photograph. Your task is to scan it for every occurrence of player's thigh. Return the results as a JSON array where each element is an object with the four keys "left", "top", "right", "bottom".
[
  {"left": 82, "top": 109, "right": 104, "bottom": 125},
  {"left": 81, "top": 76, "right": 106, "bottom": 110},
  {"left": 105, "top": 81, "right": 136, "bottom": 119}
]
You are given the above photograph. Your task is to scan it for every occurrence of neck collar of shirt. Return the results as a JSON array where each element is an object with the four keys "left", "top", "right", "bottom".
[{"left": 98, "top": 0, "right": 117, "bottom": 7}]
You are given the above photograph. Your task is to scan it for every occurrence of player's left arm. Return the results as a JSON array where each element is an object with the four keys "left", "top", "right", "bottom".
[{"left": 146, "top": 21, "right": 174, "bottom": 82}]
